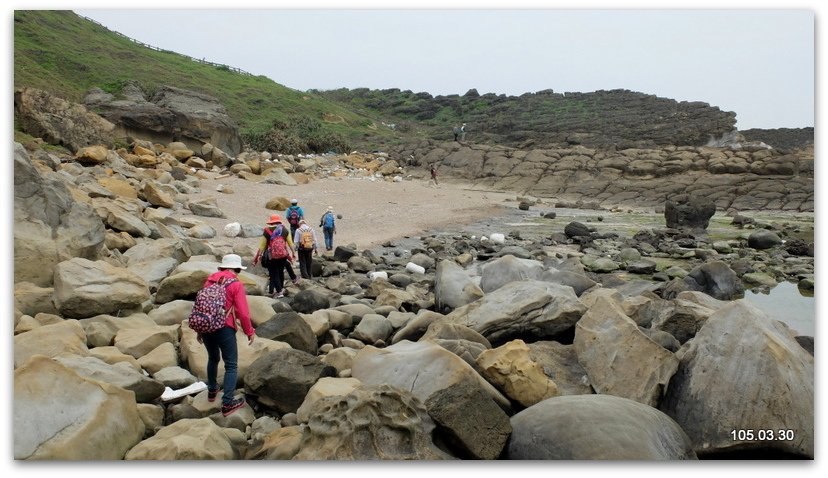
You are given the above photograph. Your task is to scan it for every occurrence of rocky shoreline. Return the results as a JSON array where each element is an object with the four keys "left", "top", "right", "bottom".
[{"left": 13, "top": 135, "right": 814, "bottom": 460}]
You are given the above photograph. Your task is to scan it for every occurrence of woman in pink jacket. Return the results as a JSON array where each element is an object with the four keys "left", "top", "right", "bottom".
[{"left": 198, "top": 254, "right": 256, "bottom": 416}]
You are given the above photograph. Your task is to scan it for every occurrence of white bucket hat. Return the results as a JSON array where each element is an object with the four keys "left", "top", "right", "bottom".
[{"left": 219, "top": 254, "right": 247, "bottom": 270}]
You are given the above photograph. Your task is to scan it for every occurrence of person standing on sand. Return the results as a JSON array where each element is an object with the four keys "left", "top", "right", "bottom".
[
  {"left": 285, "top": 199, "right": 304, "bottom": 237},
  {"left": 293, "top": 219, "right": 319, "bottom": 280},
  {"left": 253, "top": 214, "right": 298, "bottom": 298},
  {"left": 197, "top": 254, "right": 256, "bottom": 417},
  {"left": 430, "top": 164, "right": 439, "bottom": 185},
  {"left": 319, "top": 206, "right": 336, "bottom": 251}
]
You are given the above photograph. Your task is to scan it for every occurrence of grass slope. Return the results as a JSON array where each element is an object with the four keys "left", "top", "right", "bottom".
[{"left": 13, "top": 10, "right": 404, "bottom": 148}]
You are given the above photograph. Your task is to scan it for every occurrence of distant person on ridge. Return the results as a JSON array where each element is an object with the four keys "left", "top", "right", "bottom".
[
  {"left": 319, "top": 206, "right": 337, "bottom": 251},
  {"left": 285, "top": 199, "right": 305, "bottom": 237},
  {"left": 253, "top": 214, "right": 298, "bottom": 298},
  {"left": 453, "top": 125, "right": 461, "bottom": 141},
  {"left": 460, "top": 123, "right": 467, "bottom": 141},
  {"left": 293, "top": 219, "right": 319, "bottom": 280}
]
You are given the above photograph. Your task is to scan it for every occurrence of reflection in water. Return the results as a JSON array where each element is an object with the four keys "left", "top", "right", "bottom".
[{"left": 743, "top": 281, "right": 815, "bottom": 337}]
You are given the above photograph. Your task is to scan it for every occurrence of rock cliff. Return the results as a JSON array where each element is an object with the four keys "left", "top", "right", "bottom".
[{"left": 392, "top": 141, "right": 813, "bottom": 212}]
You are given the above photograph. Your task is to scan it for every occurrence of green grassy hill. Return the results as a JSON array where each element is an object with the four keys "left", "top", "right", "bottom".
[
  {"left": 13, "top": 10, "right": 405, "bottom": 150},
  {"left": 14, "top": 10, "right": 741, "bottom": 153}
]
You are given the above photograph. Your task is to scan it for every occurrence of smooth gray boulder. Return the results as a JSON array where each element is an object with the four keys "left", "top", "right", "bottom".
[
  {"left": 478, "top": 255, "right": 545, "bottom": 293},
  {"left": 434, "top": 260, "right": 484, "bottom": 312},
  {"left": 660, "top": 300, "right": 814, "bottom": 458},
  {"left": 445, "top": 280, "right": 586, "bottom": 343},
  {"left": 507, "top": 394, "right": 697, "bottom": 460}
]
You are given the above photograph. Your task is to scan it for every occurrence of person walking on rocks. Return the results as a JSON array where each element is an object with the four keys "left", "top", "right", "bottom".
[
  {"left": 253, "top": 214, "right": 298, "bottom": 297},
  {"left": 319, "top": 206, "right": 337, "bottom": 251},
  {"left": 285, "top": 199, "right": 305, "bottom": 237},
  {"left": 453, "top": 125, "right": 461, "bottom": 141},
  {"left": 294, "top": 219, "right": 319, "bottom": 280},
  {"left": 198, "top": 254, "right": 256, "bottom": 417}
]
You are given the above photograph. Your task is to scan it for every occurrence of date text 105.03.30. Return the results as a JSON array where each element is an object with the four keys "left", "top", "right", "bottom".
[{"left": 731, "top": 429, "right": 795, "bottom": 441}]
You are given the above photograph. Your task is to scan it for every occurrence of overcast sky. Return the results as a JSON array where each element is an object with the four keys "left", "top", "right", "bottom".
[{"left": 69, "top": 7, "right": 814, "bottom": 130}]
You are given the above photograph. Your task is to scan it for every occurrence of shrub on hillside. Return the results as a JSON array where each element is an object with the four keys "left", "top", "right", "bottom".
[{"left": 242, "top": 115, "right": 351, "bottom": 155}]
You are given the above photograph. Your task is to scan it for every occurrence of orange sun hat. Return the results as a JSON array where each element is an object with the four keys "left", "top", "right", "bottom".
[{"left": 267, "top": 214, "right": 282, "bottom": 225}]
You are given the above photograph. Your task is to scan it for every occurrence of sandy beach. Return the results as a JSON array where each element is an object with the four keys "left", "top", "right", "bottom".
[{"left": 180, "top": 175, "right": 518, "bottom": 251}]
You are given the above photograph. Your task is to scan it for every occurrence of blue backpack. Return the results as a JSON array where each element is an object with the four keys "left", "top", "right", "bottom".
[{"left": 322, "top": 212, "right": 335, "bottom": 228}]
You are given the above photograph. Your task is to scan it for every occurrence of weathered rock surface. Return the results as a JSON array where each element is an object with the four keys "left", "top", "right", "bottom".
[
  {"left": 125, "top": 418, "right": 238, "bottom": 460},
  {"left": 293, "top": 384, "right": 453, "bottom": 460},
  {"left": 660, "top": 301, "right": 814, "bottom": 458},
  {"left": 15, "top": 87, "right": 115, "bottom": 153},
  {"left": 445, "top": 280, "right": 586, "bottom": 344},
  {"left": 574, "top": 297, "right": 679, "bottom": 407},
  {"left": 392, "top": 142, "right": 813, "bottom": 212},
  {"left": 507, "top": 394, "right": 697, "bottom": 460},
  {"left": 84, "top": 83, "right": 243, "bottom": 155},
  {"left": 14, "top": 356, "right": 145, "bottom": 460}
]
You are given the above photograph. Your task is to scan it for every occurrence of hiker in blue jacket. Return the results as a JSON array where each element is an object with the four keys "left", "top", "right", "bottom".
[
  {"left": 285, "top": 199, "right": 304, "bottom": 237},
  {"left": 319, "top": 206, "right": 337, "bottom": 251}
]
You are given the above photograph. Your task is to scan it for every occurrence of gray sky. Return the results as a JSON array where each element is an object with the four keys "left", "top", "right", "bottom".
[{"left": 71, "top": 8, "right": 815, "bottom": 130}]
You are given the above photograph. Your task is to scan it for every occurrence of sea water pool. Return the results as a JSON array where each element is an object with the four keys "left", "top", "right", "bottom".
[{"left": 743, "top": 281, "right": 815, "bottom": 337}]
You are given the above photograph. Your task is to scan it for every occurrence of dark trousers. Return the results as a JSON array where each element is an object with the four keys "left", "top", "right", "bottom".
[
  {"left": 298, "top": 248, "right": 313, "bottom": 279},
  {"left": 267, "top": 257, "right": 296, "bottom": 293},
  {"left": 203, "top": 326, "right": 238, "bottom": 405}
]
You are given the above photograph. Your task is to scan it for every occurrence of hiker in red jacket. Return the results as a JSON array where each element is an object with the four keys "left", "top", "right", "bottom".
[{"left": 198, "top": 254, "right": 256, "bottom": 416}]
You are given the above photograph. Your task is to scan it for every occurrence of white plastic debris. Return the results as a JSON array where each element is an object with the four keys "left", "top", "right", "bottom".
[
  {"left": 223, "top": 222, "right": 241, "bottom": 237},
  {"left": 161, "top": 381, "right": 207, "bottom": 402},
  {"left": 489, "top": 233, "right": 506, "bottom": 244},
  {"left": 405, "top": 262, "right": 426, "bottom": 275},
  {"left": 368, "top": 271, "right": 389, "bottom": 281}
]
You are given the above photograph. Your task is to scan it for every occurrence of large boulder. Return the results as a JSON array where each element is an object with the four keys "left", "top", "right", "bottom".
[
  {"left": 526, "top": 340, "right": 593, "bottom": 396},
  {"left": 53, "top": 258, "right": 151, "bottom": 319},
  {"left": 293, "top": 384, "right": 453, "bottom": 460},
  {"left": 14, "top": 319, "right": 89, "bottom": 367},
  {"left": 254, "top": 311, "right": 318, "bottom": 355},
  {"left": 244, "top": 348, "right": 337, "bottom": 415},
  {"left": 14, "top": 356, "right": 145, "bottom": 459},
  {"left": 433, "top": 260, "right": 484, "bottom": 312},
  {"left": 747, "top": 229, "right": 783, "bottom": 250},
  {"left": 15, "top": 87, "right": 115, "bottom": 153},
  {"left": 476, "top": 339, "right": 560, "bottom": 407},
  {"left": 574, "top": 296, "right": 679, "bottom": 407},
  {"left": 680, "top": 261, "right": 744, "bottom": 300},
  {"left": 478, "top": 255, "right": 545, "bottom": 293},
  {"left": 664, "top": 194, "right": 716, "bottom": 230},
  {"left": 125, "top": 418, "right": 238, "bottom": 460},
  {"left": 14, "top": 143, "right": 106, "bottom": 286},
  {"left": 351, "top": 340, "right": 512, "bottom": 459},
  {"left": 507, "top": 394, "right": 697, "bottom": 460},
  {"left": 660, "top": 301, "right": 814, "bottom": 458},
  {"left": 445, "top": 280, "right": 586, "bottom": 344},
  {"left": 54, "top": 355, "right": 165, "bottom": 403},
  {"left": 84, "top": 83, "right": 243, "bottom": 155}
]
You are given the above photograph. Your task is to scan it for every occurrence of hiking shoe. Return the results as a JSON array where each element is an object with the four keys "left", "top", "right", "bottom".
[
  {"left": 221, "top": 397, "right": 245, "bottom": 417},
  {"left": 292, "top": 277, "right": 300, "bottom": 285},
  {"left": 207, "top": 388, "right": 221, "bottom": 402},
  {"left": 274, "top": 290, "right": 284, "bottom": 298}
]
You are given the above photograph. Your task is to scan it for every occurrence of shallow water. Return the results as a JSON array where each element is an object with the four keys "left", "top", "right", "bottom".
[
  {"left": 743, "top": 281, "right": 815, "bottom": 337},
  {"left": 380, "top": 203, "right": 815, "bottom": 338}
]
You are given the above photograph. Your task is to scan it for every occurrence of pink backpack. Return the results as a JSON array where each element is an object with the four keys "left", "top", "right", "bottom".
[
  {"left": 267, "top": 225, "right": 290, "bottom": 259},
  {"left": 188, "top": 278, "right": 237, "bottom": 334}
]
